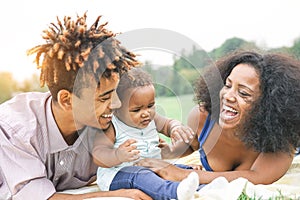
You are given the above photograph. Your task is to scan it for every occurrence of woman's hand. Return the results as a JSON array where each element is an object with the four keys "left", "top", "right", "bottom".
[{"left": 134, "top": 158, "right": 188, "bottom": 181}]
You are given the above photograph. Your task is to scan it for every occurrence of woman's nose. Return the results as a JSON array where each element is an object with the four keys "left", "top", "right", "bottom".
[{"left": 223, "top": 89, "right": 236, "bottom": 102}]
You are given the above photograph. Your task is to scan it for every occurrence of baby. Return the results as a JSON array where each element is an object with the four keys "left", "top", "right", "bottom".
[{"left": 93, "top": 68, "right": 199, "bottom": 200}]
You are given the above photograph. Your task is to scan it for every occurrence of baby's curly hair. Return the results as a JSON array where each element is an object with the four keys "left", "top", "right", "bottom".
[
  {"left": 27, "top": 12, "right": 140, "bottom": 100},
  {"left": 116, "top": 68, "right": 153, "bottom": 101},
  {"left": 194, "top": 50, "right": 300, "bottom": 153}
]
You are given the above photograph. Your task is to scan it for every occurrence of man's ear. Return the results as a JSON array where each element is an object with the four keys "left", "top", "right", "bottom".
[{"left": 57, "top": 90, "right": 72, "bottom": 111}]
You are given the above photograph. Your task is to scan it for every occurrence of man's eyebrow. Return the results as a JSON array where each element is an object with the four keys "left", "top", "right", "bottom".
[{"left": 98, "top": 89, "right": 115, "bottom": 97}]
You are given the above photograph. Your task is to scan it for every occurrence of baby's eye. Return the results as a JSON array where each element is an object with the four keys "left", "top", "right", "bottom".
[
  {"left": 148, "top": 103, "right": 155, "bottom": 108},
  {"left": 131, "top": 109, "right": 140, "bottom": 113}
]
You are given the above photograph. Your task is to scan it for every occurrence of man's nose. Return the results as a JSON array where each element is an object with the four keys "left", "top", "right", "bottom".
[{"left": 109, "top": 91, "right": 121, "bottom": 109}]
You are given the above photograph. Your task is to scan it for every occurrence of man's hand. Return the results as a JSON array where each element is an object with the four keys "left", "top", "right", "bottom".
[
  {"left": 116, "top": 189, "right": 153, "bottom": 200},
  {"left": 49, "top": 188, "right": 152, "bottom": 200}
]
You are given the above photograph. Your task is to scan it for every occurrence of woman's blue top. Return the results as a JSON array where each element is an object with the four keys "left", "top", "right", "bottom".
[{"left": 198, "top": 114, "right": 215, "bottom": 171}]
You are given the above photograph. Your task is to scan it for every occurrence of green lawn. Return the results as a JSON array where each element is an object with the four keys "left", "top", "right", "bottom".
[
  {"left": 155, "top": 93, "right": 195, "bottom": 143},
  {"left": 155, "top": 94, "right": 196, "bottom": 125}
]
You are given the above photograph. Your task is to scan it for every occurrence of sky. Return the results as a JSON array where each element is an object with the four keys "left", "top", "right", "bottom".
[{"left": 0, "top": 0, "right": 300, "bottom": 81}]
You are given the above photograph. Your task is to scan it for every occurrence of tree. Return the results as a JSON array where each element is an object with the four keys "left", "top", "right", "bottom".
[
  {"left": 138, "top": 36, "right": 300, "bottom": 97},
  {"left": 210, "top": 37, "right": 258, "bottom": 59},
  {"left": 291, "top": 38, "right": 300, "bottom": 59},
  {"left": 17, "top": 73, "right": 48, "bottom": 92},
  {"left": 0, "top": 72, "right": 17, "bottom": 104}
]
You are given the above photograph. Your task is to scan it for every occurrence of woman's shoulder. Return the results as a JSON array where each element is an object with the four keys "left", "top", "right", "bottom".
[{"left": 187, "top": 105, "right": 209, "bottom": 135}]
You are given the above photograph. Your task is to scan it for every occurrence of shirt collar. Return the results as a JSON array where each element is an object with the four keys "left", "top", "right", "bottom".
[
  {"left": 46, "top": 96, "right": 69, "bottom": 153},
  {"left": 113, "top": 115, "right": 155, "bottom": 135}
]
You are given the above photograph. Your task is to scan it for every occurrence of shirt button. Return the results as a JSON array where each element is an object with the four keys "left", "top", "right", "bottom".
[{"left": 59, "top": 160, "right": 64, "bottom": 165}]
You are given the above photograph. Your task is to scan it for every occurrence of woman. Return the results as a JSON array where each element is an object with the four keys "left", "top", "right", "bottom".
[{"left": 136, "top": 50, "right": 300, "bottom": 185}]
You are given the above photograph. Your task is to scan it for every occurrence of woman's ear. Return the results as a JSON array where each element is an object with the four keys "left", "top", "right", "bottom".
[{"left": 57, "top": 90, "right": 72, "bottom": 111}]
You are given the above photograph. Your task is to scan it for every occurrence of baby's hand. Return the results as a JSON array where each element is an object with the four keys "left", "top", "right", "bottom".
[
  {"left": 158, "top": 138, "right": 173, "bottom": 159},
  {"left": 115, "top": 139, "right": 140, "bottom": 162},
  {"left": 189, "top": 164, "right": 203, "bottom": 170},
  {"left": 170, "top": 125, "right": 195, "bottom": 145}
]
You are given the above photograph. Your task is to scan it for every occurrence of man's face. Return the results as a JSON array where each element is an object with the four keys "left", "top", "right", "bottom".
[{"left": 72, "top": 72, "right": 121, "bottom": 130}]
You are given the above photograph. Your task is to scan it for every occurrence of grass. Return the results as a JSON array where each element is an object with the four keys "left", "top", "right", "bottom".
[
  {"left": 155, "top": 93, "right": 195, "bottom": 125},
  {"left": 238, "top": 191, "right": 297, "bottom": 200},
  {"left": 155, "top": 94, "right": 195, "bottom": 144},
  {"left": 237, "top": 184, "right": 297, "bottom": 200}
]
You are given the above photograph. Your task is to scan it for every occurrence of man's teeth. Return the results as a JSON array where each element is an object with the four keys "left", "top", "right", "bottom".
[
  {"left": 102, "top": 113, "right": 113, "bottom": 118},
  {"left": 223, "top": 105, "right": 238, "bottom": 113}
]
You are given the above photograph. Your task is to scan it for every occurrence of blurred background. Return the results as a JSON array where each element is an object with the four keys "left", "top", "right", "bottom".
[{"left": 1, "top": 0, "right": 300, "bottom": 123}]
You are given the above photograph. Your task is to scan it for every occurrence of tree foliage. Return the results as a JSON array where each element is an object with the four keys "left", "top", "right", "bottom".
[
  {"left": 209, "top": 37, "right": 258, "bottom": 60},
  {"left": 291, "top": 37, "right": 300, "bottom": 60},
  {"left": 17, "top": 73, "right": 48, "bottom": 93},
  {"left": 0, "top": 73, "right": 48, "bottom": 104},
  {"left": 0, "top": 72, "right": 17, "bottom": 103},
  {"left": 146, "top": 36, "right": 300, "bottom": 97},
  {"left": 1, "top": 36, "right": 300, "bottom": 103}
]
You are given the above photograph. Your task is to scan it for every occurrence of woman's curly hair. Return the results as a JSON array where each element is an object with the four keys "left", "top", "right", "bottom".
[
  {"left": 27, "top": 12, "right": 140, "bottom": 101},
  {"left": 194, "top": 50, "right": 300, "bottom": 153}
]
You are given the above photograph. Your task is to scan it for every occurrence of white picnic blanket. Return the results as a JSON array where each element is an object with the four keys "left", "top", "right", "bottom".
[
  {"left": 64, "top": 152, "right": 300, "bottom": 200},
  {"left": 184, "top": 152, "right": 300, "bottom": 200}
]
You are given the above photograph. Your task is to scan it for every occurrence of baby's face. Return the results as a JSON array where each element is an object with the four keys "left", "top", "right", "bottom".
[{"left": 116, "top": 85, "right": 156, "bottom": 129}]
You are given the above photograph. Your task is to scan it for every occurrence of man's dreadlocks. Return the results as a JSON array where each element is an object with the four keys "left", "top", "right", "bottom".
[{"left": 27, "top": 12, "right": 140, "bottom": 100}]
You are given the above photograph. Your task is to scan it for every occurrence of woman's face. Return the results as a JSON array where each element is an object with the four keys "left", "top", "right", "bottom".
[
  {"left": 116, "top": 85, "right": 156, "bottom": 129},
  {"left": 219, "top": 63, "right": 261, "bottom": 129}
]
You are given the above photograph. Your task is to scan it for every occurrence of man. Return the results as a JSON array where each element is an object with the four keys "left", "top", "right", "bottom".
[{"left": 0, "top": 12, "right": 151, "bottom": 200}]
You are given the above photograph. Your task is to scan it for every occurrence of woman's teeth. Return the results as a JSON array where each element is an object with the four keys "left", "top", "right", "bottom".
[{"left": 223, "top": 105, "right": 238, "bottom": 113}]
